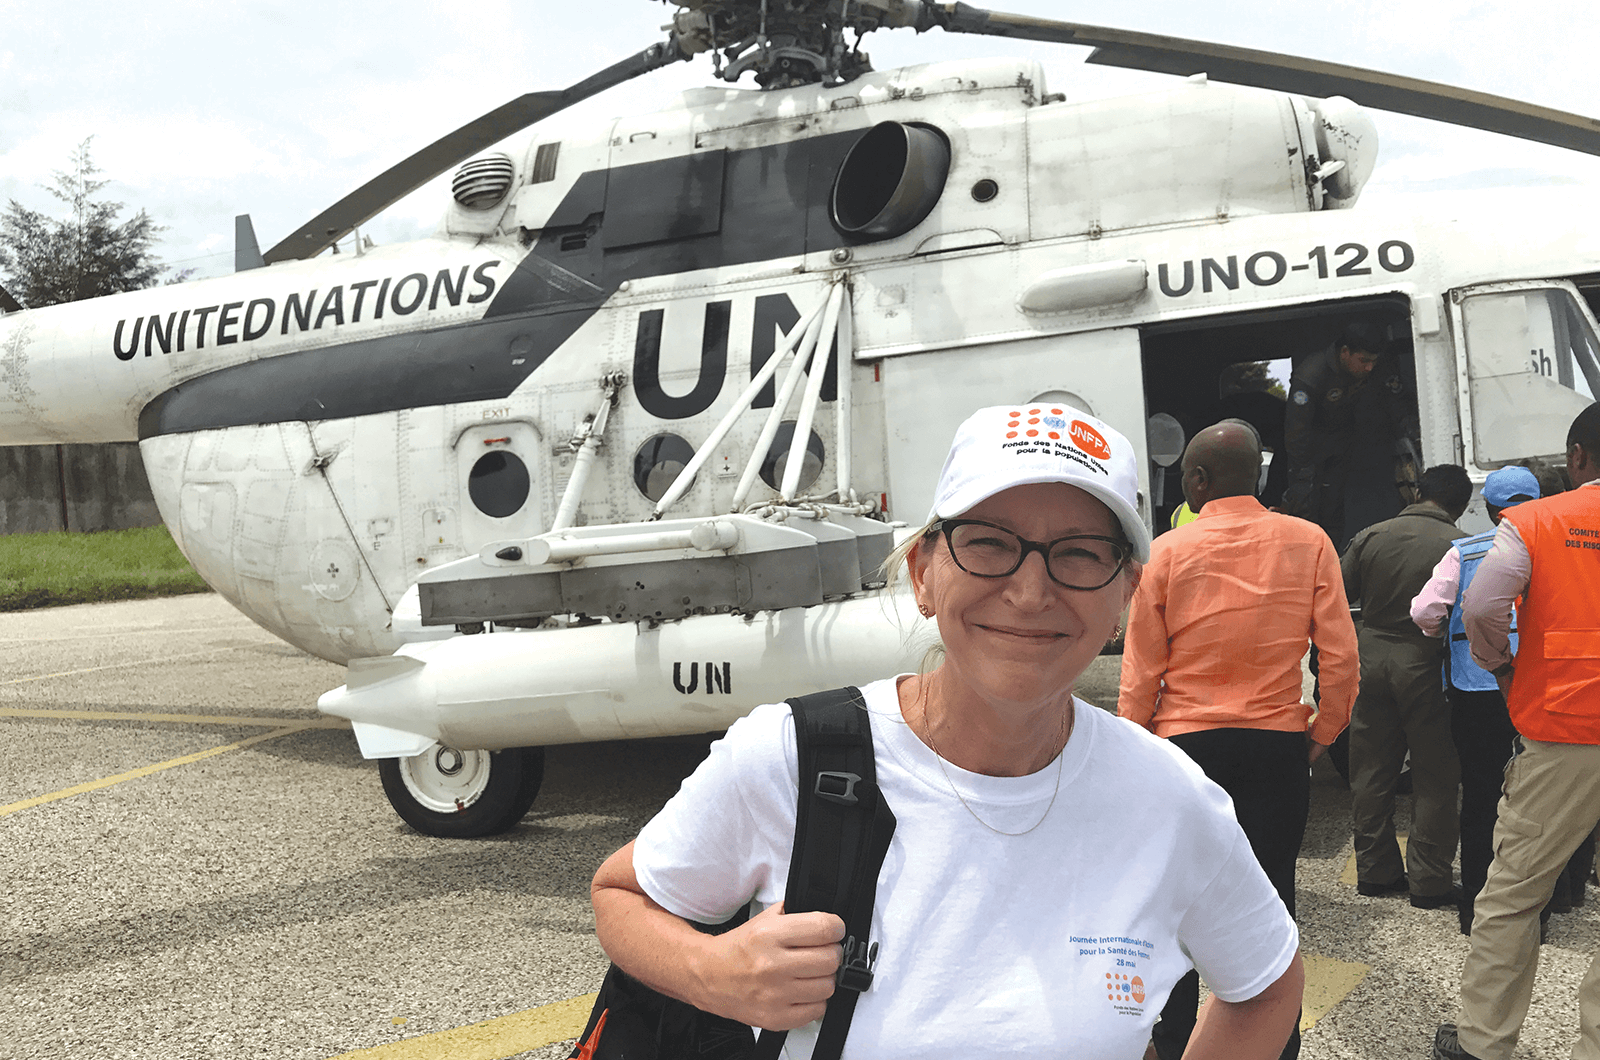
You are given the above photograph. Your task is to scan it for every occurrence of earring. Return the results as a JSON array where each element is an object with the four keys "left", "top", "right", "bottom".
[
  {"left": 919, "top": 604, "right": 934, "bottom": 618},
  {"left": 1113, "top": 625, "right": 1124, "bottom": 639}
]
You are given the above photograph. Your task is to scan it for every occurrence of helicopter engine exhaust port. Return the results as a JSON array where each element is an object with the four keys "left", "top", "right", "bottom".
[{"left": 830, "top": 121, "right": 951, "bottom": 242}]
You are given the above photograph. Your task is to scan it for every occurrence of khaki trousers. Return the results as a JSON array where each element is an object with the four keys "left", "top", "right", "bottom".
[
  {"left": 1456, "top": 738, "right": 1600, "bottom": 1060},
  {"left": 1349, "top": 629, "right": 1461, "bottom": 893}
]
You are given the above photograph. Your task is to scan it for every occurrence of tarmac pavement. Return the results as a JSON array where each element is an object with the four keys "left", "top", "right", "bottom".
[{"left": 1, "top": 594, "right": 1597, "bottom": 1059}]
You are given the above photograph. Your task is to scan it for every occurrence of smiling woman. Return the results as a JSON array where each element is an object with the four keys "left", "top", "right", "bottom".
[
  {"left": 586, "top": 405, "right": 1307, "bottom": 1060},
  {"left": 898, "top": 480, "right": 1134, "bottom": 778}
]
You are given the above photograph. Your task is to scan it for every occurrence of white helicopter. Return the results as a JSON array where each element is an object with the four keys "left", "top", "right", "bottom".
[{"left": 2, "top": 0, "right": 1596, "bottom": 836}]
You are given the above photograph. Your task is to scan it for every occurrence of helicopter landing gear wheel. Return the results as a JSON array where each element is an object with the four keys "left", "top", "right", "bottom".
[{"left": 378, "top": 742, "right": 545, "bottom": 838}]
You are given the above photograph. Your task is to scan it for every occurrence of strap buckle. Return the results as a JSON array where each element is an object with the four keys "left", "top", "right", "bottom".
[
  {"left": 836, "top": 935, "right": 878, "bottom": 993},
  {"left": 814, "top": 770, "right": 861, "bottom": 806}
]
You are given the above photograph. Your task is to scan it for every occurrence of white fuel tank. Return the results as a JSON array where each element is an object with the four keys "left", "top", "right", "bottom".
[{"left": 320, "top": 592, "right": 937, "bottom": 754}]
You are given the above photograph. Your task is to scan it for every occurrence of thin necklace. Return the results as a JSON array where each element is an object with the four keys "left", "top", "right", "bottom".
[{"left": 921, "top": 700, "right": 1069, "bottom": 837}]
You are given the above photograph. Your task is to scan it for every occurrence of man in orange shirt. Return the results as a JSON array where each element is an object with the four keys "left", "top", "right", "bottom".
[{"left": 1120, "top": 419, "right": 1359, "bottom": 1060}]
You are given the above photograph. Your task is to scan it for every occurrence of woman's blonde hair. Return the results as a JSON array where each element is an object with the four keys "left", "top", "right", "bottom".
[
  {"left": 882, "top": 518, "right": 942, "bottom": 594},
  {"left": 881, "top": 519, "right": 945, "bottom": 673}
]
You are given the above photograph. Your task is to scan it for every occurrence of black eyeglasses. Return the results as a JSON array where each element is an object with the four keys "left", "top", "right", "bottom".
[{"left": 936, "top": 519, "right": 1130, "bottom": 591}]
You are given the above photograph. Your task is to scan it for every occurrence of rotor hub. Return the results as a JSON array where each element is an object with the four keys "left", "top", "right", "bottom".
[{"left": 668, "top": 0, "right": 923, "bottom": 88}]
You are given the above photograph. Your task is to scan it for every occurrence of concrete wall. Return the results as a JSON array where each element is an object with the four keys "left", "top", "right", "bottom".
[{"left": 0, "top": 443, "right": 163, "bottom": 534}]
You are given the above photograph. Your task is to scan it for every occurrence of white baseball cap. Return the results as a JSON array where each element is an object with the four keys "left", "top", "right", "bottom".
[{"left": 928, "top": 405, "right": 1151, "bottom": 562}]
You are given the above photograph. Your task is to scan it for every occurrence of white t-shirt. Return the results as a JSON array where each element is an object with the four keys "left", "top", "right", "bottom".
[{"left": 633, "top": 677, "right": 1298, "bottom": 1060}]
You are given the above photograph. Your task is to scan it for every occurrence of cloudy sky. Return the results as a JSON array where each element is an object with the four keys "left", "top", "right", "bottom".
[{"left": 4, "top": 0, "right": 1598, "bottom": 282}]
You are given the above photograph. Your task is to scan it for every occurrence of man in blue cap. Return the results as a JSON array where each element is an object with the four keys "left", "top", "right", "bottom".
[{"left": 1411, "top": 465, "right": 1541, "bottom": 934}]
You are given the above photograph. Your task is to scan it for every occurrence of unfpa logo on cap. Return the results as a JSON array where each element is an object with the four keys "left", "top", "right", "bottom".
[
  {"left": 1004, "top": 407, "right": 1070, "bottom": 441},
  {"left": 1070, "top": 420, "right": 1111, "bottom": 460}
]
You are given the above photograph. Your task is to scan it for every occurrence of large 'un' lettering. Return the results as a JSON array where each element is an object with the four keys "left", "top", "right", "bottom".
[
  {"left": 672, "top": 662, "right": 733, "bottom": 694},
  {"left": 631, "top": 294, "right": 840, "bottom": 420},
  {"left": 633, "top": 301, "right": 731, "bottom": 420}
]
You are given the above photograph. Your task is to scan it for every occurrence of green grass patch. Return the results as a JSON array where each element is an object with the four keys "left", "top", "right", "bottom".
[{"left": 0, "top": 525, "right": 211, "bottom": 610}]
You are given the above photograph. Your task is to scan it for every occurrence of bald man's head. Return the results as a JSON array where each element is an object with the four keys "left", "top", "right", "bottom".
[{"left": 1181, "top": 421, "right": 1263, "bottom": 511}]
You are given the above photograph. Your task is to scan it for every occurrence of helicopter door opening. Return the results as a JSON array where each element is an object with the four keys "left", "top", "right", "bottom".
[
  {"left": 1451, "top": 280, "right": 1600, "bottom": 468},
  {"left": 1141, "top": 294, "right": 1418, "bottom": 541},
  {"left": 877, "top": 328, "right": 1147, "bottom": 527}
]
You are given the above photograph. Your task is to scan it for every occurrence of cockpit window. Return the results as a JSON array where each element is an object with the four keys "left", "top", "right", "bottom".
[{"left": 1460, "top": 285, "right": 1600, "bottom": 466}]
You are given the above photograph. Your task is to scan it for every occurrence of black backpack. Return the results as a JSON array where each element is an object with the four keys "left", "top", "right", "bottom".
[{"left": 570, "top": 686, "right": 898, "bottom": 1060}]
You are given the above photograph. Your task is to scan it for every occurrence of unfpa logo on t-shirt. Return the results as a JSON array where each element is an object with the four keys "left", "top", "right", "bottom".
[{"left": 1106, "top": 972, "right": 1145, "bottom": 1005}]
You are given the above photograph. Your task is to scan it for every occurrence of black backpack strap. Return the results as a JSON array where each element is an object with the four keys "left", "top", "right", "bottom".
[{"left": 752, "top": 686, "right": 897, "bottom": 1060}]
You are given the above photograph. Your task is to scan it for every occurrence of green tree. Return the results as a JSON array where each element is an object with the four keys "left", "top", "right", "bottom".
[
  {"left": 1220, "top": 359, "right": 1288, "bottom": 400},
  {"left": 0, "top": 138, "right": 167, "bottom": 309}
]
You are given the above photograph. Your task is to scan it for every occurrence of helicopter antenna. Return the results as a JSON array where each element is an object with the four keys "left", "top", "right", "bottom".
[{"left": 234, "top": 215, "right": 265, "bottom": 272}]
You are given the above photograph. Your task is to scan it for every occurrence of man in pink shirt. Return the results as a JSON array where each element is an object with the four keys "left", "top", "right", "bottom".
[
  {"left": 1120, "top": 419, "right": 1359, "bottom": 1060},
  {"left": 1410, "top": 466, "right": 1540, "bottom": 935}
]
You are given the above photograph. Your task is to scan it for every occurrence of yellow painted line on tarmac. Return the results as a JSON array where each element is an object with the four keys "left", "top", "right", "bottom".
[
  {"left": 0, "top": 724, "right": 319, "bottom": 818},
  {"left": 328, "top": 993, "right": 598, "bottom": 1060},
  {"left": 1300, "top": 953, "right": 1371, "bottom": 1031},
  {"left": 1340, "top": 833, "right": 1408, "bottom": 887},
  {"left": 0, "top": 624, "right": 249, "bottom": 645},
  {"left": 0, "top": 707, "right": 348, "bottom": 728},
  {"left": 320, "top": 958, "right": 1367, "bottom": 1057},
  {"left": 342, "top": 956, "right": 1376, "bottom": 1058},
  {"left": 0, "top": 646, "right": 236, "bottom": 687}
]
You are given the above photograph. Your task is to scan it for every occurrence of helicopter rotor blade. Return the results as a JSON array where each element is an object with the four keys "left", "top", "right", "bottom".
[
  {"left": 925, "top": 3, "right": 1600, "bottom": 157},
  {"left": 263, "top": 39, "right": 690, "bottom": 265}
]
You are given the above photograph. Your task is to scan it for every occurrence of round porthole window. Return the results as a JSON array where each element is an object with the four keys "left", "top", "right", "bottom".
[
  {"left": 634, "top": 434, "right": 697, "bottom": 502},
  {"left": 468, "top": 450, "right": 531, "bottom": 518},
  {"left": 759, "top": 422, "right": 825, "bottom": 493}
]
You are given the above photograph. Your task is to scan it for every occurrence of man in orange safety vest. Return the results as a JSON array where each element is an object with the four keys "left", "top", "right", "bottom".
[{"left": 1434, "top": 402, "right": 1600, "bottom": 1060}]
